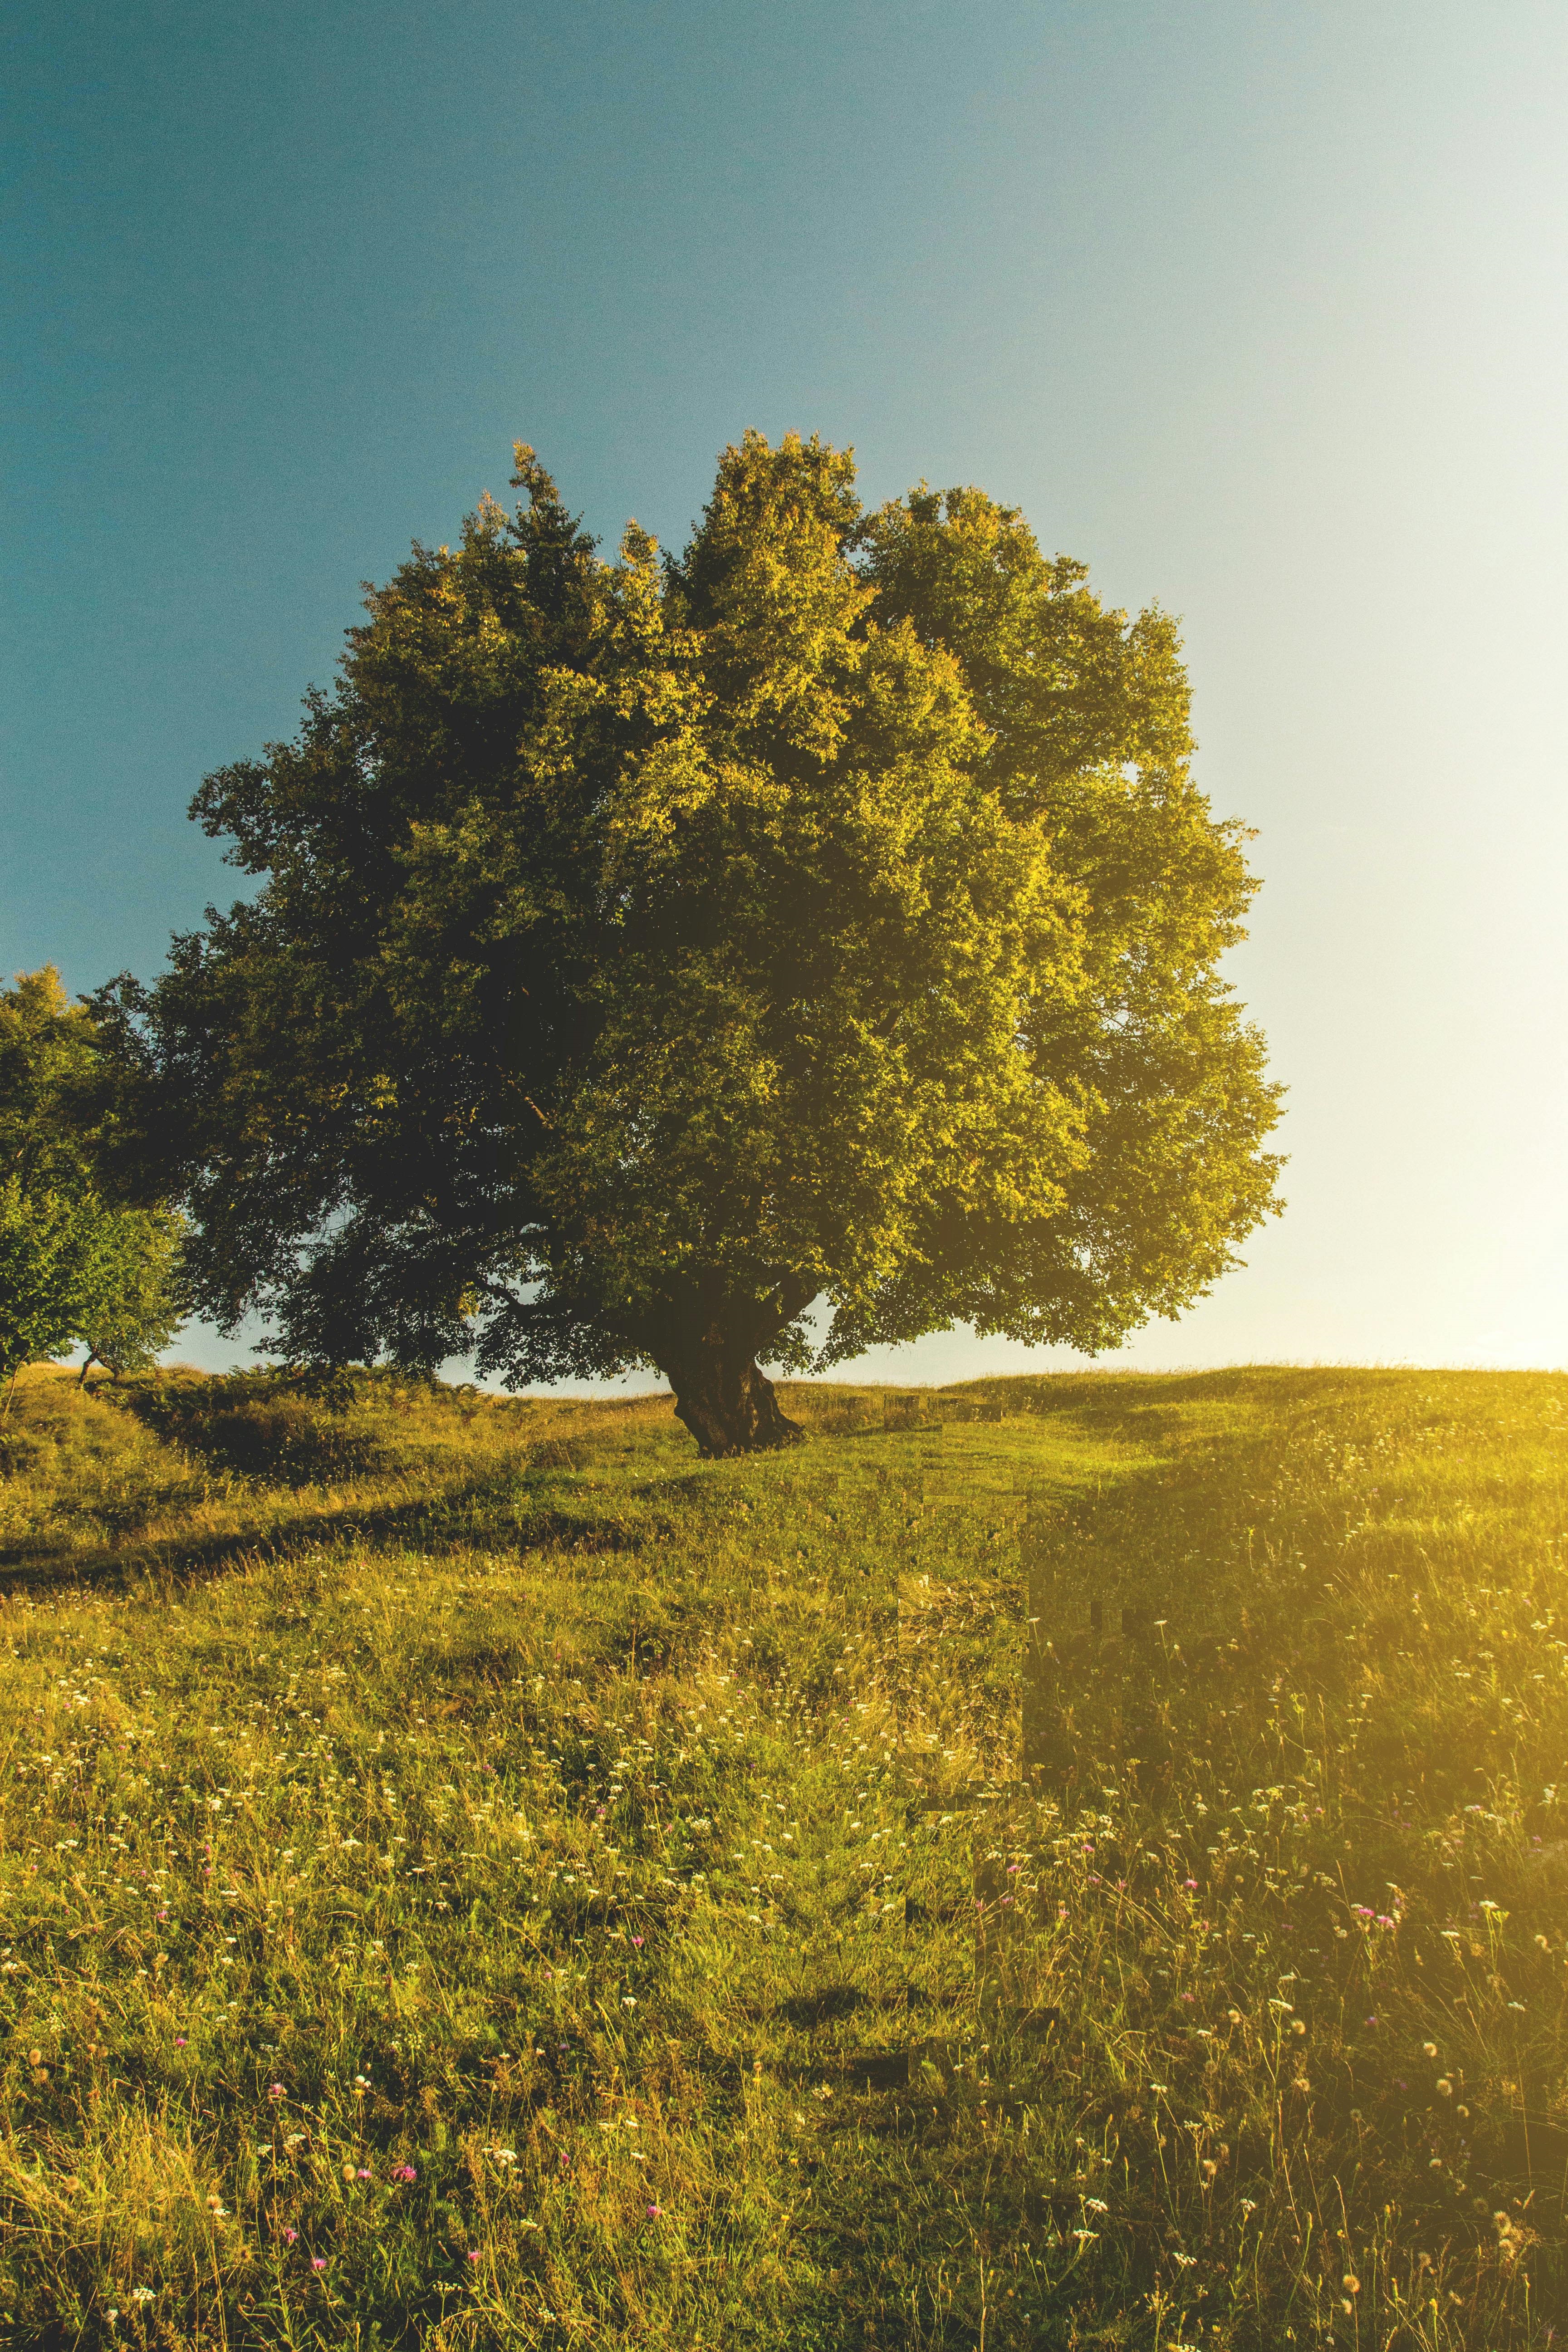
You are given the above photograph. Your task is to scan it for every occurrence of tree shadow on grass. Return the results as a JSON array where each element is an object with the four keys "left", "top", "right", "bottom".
[{"left": 0, "top": 1480, "right": 657, "bottom": 1601}]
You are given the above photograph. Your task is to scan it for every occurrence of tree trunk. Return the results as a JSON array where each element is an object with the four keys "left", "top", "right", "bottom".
[
  {"left": 642, "top": 1281, "right": 809, "bottom": 1458},
  {"left": 667, "top": 1345, "right": 804, "bottom": 1458}
]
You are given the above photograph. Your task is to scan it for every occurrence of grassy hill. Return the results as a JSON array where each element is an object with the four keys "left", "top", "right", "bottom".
[{"left": 0, "top": 1362, "right": 1563, "bottom": 2349}]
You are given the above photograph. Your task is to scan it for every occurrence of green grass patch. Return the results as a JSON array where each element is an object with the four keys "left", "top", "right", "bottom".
[{"left": 0, "top": 1363, "right": 1562, "bottom": 2348}]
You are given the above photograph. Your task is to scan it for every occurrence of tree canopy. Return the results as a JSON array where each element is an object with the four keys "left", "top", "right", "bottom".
[{"left": 99, "top": 432, "right": 1283, "bottom": 1453}]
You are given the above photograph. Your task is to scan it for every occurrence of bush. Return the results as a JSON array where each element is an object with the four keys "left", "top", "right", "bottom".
[{"left": 111, "top": 1367, "right": 402, "bottom": 1485}]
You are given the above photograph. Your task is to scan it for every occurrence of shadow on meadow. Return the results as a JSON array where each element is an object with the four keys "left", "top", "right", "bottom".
[{"left": 0, "top": 1370, "right": 697, "bottom": 1598}]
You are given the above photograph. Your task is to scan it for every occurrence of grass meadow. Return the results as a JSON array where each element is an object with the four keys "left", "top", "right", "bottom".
[{"left": 0, "top": 1361, "right": 1563, "bottom": 2349}]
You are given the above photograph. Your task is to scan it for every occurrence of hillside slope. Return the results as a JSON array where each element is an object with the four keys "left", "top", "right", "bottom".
[{"left": 0, "top": 1365, "right": 1563, "bottom": 2348}]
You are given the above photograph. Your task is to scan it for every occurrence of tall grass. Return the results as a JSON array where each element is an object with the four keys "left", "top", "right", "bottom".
[{"left": 0, "top": 1362, "right": 1562, "bottom": 2348}]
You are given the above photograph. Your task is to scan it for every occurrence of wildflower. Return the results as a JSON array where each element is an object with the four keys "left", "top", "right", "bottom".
[
  {"left": 467, "top": 2249, "right": 480, "bottom": 2262},
  {"left": 1343, "top": 2274, "right": 1360, "bottom": 2293},
  {"left": 1172, "top": 2250, "right": 1196, "bottom": 2268},
  {"left": 1423, "top": 2041, "right": 1439, "bottom": 2058},
  {"left": 343, "top": 2161, "right": 358, "bottom": 2180},
  {"left": 1085, "top": 2196, "right": 1108, "bottom": 2213},
  {"left": 646, "top": 2203, "right": 662, "bottom": 2217},
  {"left": 283, "top": 2227, "right": 298, "bottom": 2243},
  {"left": 356, "top": 2166, "right": 372, "bottom": 2179},
  {"left": 268, "top": 2083, "right": 285, "bottom": 2099},
  {"left": 1436, "top": 2077, "right": 1453, "bottom": 2097},
  {"left": 311, "top": 2255, "right": 327, "bottom": 2271},
  {"left": 130, "top": 2288, "right": 155, "bottom": 2308},
  {"left": 391, "top": 2163, "right": 416, "bottom": 2182},
  {"left": 632, "top": 1935, "right": 643, "bottom": 1946}
]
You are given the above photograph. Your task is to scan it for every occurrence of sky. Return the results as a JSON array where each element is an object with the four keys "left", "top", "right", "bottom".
[{"left": 4, "top": 0, "right": 1565, "bottom": 1387}]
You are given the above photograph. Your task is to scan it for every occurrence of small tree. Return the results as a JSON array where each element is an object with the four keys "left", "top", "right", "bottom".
[
  {"left": 0, "top": 1180, "right": 89, "bottom": 1411},
  {"left": 75, "top": 1205, "right": 189, "bottom": 1382},
  {"left": 0, "top": 969, "right": 187, "bottom": 1406},
  {"left": 100, "top": 434, "right": 1284, "bottom": 1454}
]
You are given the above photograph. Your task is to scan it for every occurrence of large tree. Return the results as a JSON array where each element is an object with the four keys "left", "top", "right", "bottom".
[{"left": 98, "top": 433, "right": 1283, "bottom": 1455}]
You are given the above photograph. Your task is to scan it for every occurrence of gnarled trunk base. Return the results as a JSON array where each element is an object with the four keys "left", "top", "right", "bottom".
[
  {"left": 661, "top": 1340, "right": 805, "bottom": 1459},
  {"left": 672, "top": 1354, "right": 808, "bottom": 1458},
  {"left": 635, "top": 1277, "right": 812, "bottom": 1457}
]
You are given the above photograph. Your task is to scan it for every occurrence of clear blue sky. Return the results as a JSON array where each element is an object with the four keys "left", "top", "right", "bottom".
[{"left": 5, "top": 0, "right": 1565, "bottom": 1382}]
